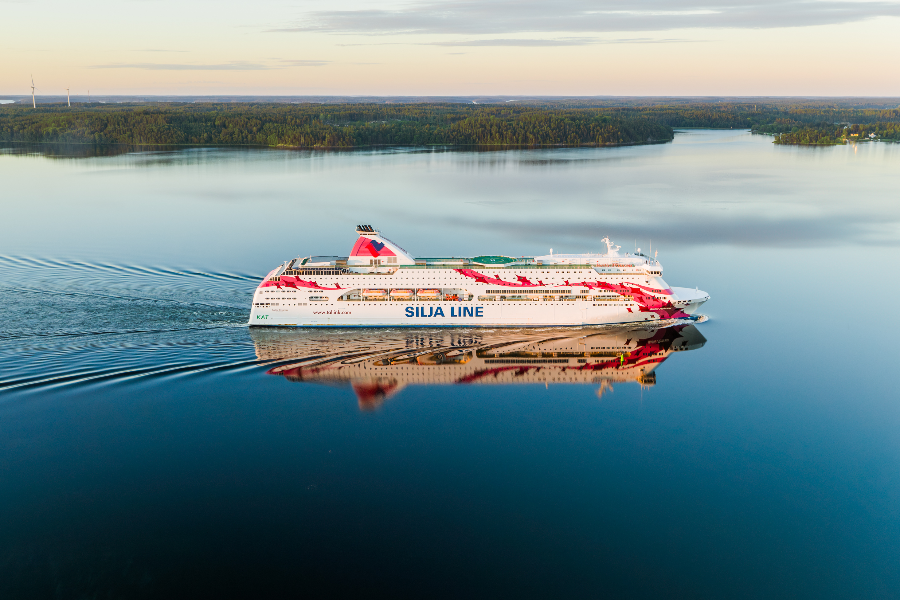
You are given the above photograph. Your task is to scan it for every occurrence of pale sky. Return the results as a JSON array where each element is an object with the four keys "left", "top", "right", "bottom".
[{"left": 2, "top": 0, "right": 899, "bottom": 96}]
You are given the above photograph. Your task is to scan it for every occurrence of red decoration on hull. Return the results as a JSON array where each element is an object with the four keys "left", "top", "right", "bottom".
[
  {"left": 453, "top": 269, "right": 687, "bottom": 319},
  {"left": 260, "top": 276, "right": 342, "bottom": 291}
]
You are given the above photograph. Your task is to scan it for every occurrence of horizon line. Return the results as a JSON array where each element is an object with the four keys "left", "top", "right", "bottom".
[{"left": 3, "top": 94, "right": 900, "bottom": 100}]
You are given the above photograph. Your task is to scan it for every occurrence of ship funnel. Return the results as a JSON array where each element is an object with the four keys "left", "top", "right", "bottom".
[{"left": 347, "top": 226, "right": 416, "bottom": 266}]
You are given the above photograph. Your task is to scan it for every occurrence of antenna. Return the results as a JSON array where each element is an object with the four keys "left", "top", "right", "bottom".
[
  {"left": 30, "top": 75, "right": 35, "bottom": 108},
  {"left": 66, "top": 87, "right": 70, "bottom": 107}
]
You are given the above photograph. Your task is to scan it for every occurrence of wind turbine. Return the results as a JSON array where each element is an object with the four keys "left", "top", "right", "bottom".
[
  {"left": 66, "top": 87, "right": 70, "bottom": 107},
  {"left": 30, "top": 75, "right": 36, "bottom": 108}
]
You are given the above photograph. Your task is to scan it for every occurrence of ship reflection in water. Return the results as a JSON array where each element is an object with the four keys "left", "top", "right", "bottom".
[{"left": 250, "top": 323, "right": 706, "bottom": 409}]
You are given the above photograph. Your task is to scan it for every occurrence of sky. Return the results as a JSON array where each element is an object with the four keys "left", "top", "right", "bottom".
[{"left": 2, "top": 0, "right": 900, "bottom": 96}]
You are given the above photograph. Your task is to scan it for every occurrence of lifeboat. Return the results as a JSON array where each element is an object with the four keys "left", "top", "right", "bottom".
[
  {"left": 416, "top": 351, "right": 472, "bottom": 365},
  {"left": 390, "top": 289, "right": 415, "bottom": 298},
  {"left": 362, "top": 289, "right": 388, "bottom": 299},
  {"left": 417, "top": 288, "right": 441, "bottom": 298}
]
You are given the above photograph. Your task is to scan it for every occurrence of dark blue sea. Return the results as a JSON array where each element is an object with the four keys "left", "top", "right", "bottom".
[{"left": 1, "top": 131, "right": 898, "bottom": 599}]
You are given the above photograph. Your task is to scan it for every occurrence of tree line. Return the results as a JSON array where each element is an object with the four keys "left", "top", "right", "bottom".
[
  {"left": 0, "top": 104, "right": 673, "bottom": 148},
  {"left": 1, "top": 101, "right": 898, "bottom": 148},
  {"left": 771, "top": 121, "right": 900, "bottom": 145}
]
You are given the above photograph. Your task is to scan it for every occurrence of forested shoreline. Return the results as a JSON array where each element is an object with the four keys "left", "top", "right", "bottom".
[
  {"left": 769, "top": 121, "right": 900, "bottom": 145},
  {"left": 0, "top": 104, "right": 673, "bottom": 148},
  {"left": 1, "top": 101, "right": 899, "bottom": 148}
]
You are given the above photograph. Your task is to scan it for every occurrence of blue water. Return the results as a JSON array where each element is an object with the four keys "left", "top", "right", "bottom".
[{"left": 1, "top": 132, "right": 898, "bottom": 598}]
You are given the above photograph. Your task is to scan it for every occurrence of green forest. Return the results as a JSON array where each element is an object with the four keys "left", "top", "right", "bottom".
[
  {"left": 0, "top": 104, "right": 673, "bottom": 148},
  {"left": 1, "top": 100, "right": 899, "bottom": 148}
]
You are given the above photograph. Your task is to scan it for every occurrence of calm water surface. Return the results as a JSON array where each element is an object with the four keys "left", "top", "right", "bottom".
[{"left": 1, "top": 131, "right": 898, "bottom": 598}]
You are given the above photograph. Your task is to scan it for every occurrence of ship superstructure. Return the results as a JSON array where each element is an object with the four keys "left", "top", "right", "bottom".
[{"left": 249, "top": 225, "right": 709, "bottom": 327}]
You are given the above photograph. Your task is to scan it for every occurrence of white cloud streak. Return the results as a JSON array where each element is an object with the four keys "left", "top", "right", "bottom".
[
  {"left": 267, "top": 0, "right": 900, "bottom": 36},
  {"left": 279, "top": 59, "right": 331, "bottom": 66},
  {"left": 90, "top": 60, "right": 331, "bottom": 71},
  {"left": 90, "top": 62, "right": 272, "bottom": 71},
  {"left": 427, "top": 37, "right": 696, "bottom": 46}
]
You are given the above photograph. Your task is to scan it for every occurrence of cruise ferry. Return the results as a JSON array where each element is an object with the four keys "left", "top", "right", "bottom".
[
  {"left": 249, "top": 225, "right": 709, "bottom": 327},
  {"left": 251, "top": 324, "right": 707, "bottom": 409}
]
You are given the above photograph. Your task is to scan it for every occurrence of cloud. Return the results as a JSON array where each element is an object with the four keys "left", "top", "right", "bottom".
[
  {"left": 269, "top": 0, "right": 900, "bottom": 36},
  {"left": 280, "top": 59, "right": 331, "bottom": 67},
  {"left": 90, "top": 62, "right": 270, "bottom": 71},
  {"left": 427, "top": 37, "right": 693, "bottom": 46},
  {"left": 430, "top": 38, "right": 597, "bottom": 46},
  {"left": 89, "top": 60, "right": 331, "bottom": 70},
  {"left": 335, "top": 36, "right": 692, "bottom": 47}
]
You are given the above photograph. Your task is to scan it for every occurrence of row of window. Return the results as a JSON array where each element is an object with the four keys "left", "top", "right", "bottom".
[
  {"left": 283, "top": 269, "right": 345, "bottom": 276},
  {"left": 485, "top": 289, "right": 572, "bottom": 294},
  {"left": 253, "top": 302, "right": 309, "bottom": 307},
  {"left": 483, "top": 358, "right": 571, "bottom": 364},
  {"left": 341, "top": 298, "right": 467, "bottom": 302},
  {"left": 274, "top": 267, "right": 651, "bottom": 278},
  {"left": 258, "top": 299, "right": 646, "bottom": 306},
  {"left": 477, "top": 295, "right": 591, "bottom": 301},
  {"left": 593, "top": 303, "right": 637, "bottom": 306}
]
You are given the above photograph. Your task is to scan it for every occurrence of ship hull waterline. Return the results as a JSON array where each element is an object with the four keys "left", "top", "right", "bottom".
[{"left": 249, "top": 288, "right": 708, "bottom": 328}]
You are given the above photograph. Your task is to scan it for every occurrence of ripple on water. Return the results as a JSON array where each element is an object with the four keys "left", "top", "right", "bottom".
[{"left": 0, "top": 256, "right": 261, "bottom": 394}]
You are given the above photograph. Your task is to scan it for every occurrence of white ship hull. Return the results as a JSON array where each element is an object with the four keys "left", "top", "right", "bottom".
[
  {"left": 248, "top": 227, "right": 709, "bottom": 328},
  {"left": 254, "top": 292, "right": 708, "bottom": 328}
]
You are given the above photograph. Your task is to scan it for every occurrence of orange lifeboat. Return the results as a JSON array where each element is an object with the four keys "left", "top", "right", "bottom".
[
  {"left": 390, "top": 289, "right": 415, "bottom": 299},
  {"left": 417, "top": 288, "right": 441, "bottom": 298},
  {"left": 362, "top": 289, "right": 388, "bottom": 299}
]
